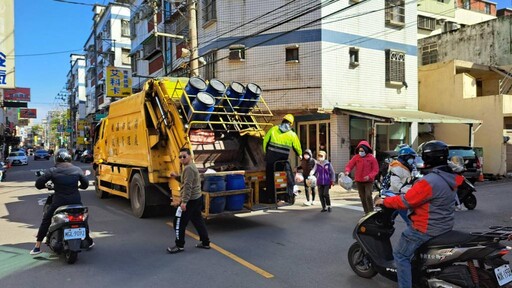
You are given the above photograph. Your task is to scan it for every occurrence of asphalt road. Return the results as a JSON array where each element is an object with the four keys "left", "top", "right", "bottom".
[{"left": 0, "top": 158, "right": 511, "bottom": 288}]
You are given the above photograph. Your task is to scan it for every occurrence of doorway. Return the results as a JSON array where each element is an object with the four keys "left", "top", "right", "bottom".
[{"left": 298, "top": 121, "right": 330, "bottom": 159}]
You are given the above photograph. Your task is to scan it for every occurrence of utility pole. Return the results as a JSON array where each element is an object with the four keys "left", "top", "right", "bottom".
[{"left": 187, "top": 0, "right": 199, "bottom": 77}]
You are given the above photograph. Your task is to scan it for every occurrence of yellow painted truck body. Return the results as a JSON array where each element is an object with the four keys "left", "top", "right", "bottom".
[{"left": 93, "top": 78, "right": 274, "bottom": 218}]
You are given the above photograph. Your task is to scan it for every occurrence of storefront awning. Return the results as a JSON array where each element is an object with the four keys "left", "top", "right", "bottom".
[{"left": 334, "top": 106, "right": 481, "bottom": 124}]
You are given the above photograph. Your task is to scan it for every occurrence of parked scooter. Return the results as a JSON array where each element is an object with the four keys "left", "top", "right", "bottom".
[
  {"left": 0, "top": 161, "right": 7, "bottom": 181},
  {"left": 36, "top": 170, "right": 92, "bottom": 264},
  {"left": 347, "top": 200, "right": 512, "bottom": 287}
]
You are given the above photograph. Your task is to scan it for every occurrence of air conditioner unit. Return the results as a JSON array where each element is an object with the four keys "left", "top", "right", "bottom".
[
  {"left": 229, "top": 50, "right": 242, "bottom": 60},
  {"left": 436, "top": 18, "right": 446, "bottom": 25}
]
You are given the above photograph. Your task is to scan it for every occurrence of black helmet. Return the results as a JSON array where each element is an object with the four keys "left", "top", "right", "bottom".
[
  {"left": 419, "top": 141, "right": 449, "bottom": 168},
  {"left": 55, "top": 148, "right": 72, "bottom": 163}
]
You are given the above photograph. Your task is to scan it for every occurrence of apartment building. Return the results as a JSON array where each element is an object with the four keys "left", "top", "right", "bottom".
[
  {"left": 66, "top": 54, "right": 86, "bottom": 149},
  {"left": 82, "top": 2, "right": 132, "bottom": 145},
  {"left": 417, "top": 0, "right": 496, "bottom": 39}
]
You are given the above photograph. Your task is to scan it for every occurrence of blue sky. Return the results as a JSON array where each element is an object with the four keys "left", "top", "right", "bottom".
[{"left": 13, "top": 0, "right": 512, "bottom": 124}]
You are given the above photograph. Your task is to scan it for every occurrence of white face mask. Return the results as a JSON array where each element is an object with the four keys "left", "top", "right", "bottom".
[
  {"left": 304, "top": 155, "right": 310, "bottom": 160},
  {"left": 407, "top": 158, "right": 415, "bottom": 165},
  {"left": 318, "top": 156, "right": 325, "bottom": 161},
  {"left": 359, "top": 151, "right": 366, "bottom": 157}
]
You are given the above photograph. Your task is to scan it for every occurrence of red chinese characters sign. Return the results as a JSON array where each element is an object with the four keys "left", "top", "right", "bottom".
[
  {"left": 19, "top": 108, "right": 37, "bottom": 118},
  {"left": 4, "top": 87, "right": 31, "bottom": 102}
]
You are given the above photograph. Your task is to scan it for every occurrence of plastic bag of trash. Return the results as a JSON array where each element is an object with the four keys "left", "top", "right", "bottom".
[
  {"left": 338, "top": 173, "right": 353, "bottom": 191},
  {"left": 295, "top": 172, "right": 304, "bottom": 183},
  {"left": 293, "top": 185, "right": 300, "bottom": 196},
  {"left": 305, "top": 175, "right": 317, "bottom": 188}
]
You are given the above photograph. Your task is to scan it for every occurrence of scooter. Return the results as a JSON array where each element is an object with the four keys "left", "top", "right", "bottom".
[
  {"left": 36, "top": 170, "right": 91, "bottom": 264},
  {"left": 457, "top": 177, "right": 477, "bottom": 210},
  {"left": 348, "top": 201, "right": 512, "bottom": 287}
]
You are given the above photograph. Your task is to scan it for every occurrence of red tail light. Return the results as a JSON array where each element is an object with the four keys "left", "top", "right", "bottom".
[
  {"left": 498, "top": 249, "right": 510, "bottom": 256},
  {"left": 68, "top": 214, "right": 85, "bottom": 222}
]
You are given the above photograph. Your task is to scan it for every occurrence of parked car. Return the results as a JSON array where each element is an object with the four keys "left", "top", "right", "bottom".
[
  {"left": 448, "top": 145, "right": 483, "bottom": 184},
  {"left": 80, "top": 150, "right": 93, "bottom": 163},
  {"left": 7, "top": 151, "right": 28, "bottom": 166},
  {"left": 34, "top": 149, "right": 51, "bottom": 160}
]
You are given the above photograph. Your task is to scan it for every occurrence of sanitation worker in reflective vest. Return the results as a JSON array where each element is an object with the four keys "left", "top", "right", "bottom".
[{"left": 263, "top": 114, "right": 302, "bottom": 203}]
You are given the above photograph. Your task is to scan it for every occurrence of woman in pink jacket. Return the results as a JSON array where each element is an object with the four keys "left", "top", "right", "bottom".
[{"left": 345, "top": 141, "right": 379, "bottom": 214}]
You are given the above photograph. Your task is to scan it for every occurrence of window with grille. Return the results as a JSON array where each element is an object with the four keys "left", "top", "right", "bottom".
[
  {"left": 122, "top": 48, "right": 131, "bottom": 65},
  {"left": 203, "top": 51, "right": 217, "bottom": 80},
  {"left": 202, "top": 0, "right": 217, "bottom": 24},
  {"left": 385, "top": 49, "right": 405, "bottom": 84},
  {"left": 421, "top": 43, "right": 438, "bottom": 65},
  {"left": 121, "top": 20, "right": 130, "bottom": 37},
  {"left": 349, "top": 47, "right": 359, "bottom": 67},
  {"left": 418, "top": 16, "right": 436, "bottom": 31},
  {"left": 463, "top": 0, "right": 470, "bottom": 9},
  {"left": 285, "top": 46, "right": 299, "bottom": 62},
  {"left": 385, "top": 0, "right": 405, "bottom": 26}
]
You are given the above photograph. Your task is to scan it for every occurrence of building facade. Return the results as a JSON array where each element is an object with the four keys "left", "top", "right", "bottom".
[
  {"left": 66, "top": 54, "right": 86, "bottom": 150},
  {"left": 417, "top": 0, "right": 496, "bottom": 40}
]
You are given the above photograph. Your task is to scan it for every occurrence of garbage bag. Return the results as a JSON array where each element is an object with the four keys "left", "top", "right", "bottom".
[
  {"left": 295, "top": 172, "right": 304, "bottom": 183},
  {"left": 306, "top": 175, "right": 317, "bottom": 188},
  {"left": 338, "top": 173, "right": 353, "bottom": 191}
]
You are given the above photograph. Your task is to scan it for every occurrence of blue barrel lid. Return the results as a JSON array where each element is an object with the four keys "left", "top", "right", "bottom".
[
  {"left": 208, "top": 79, "right": 226, "bottom": 93},
  {"left": 246, "top": 83, "right": 262, "bottom": 95},
  {"left": 229, "top": 82, "right": 245, "bottom": 95},
  {"left": 189, "top": 77, "right": 207, "bottom": 90},
  {"left": 196, "top": 91, "right": 215, "bottom": 106}
]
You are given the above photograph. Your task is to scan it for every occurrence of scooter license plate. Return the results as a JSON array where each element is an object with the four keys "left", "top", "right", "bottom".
[
  {"left": 63, "top": 228, "right": 86, "bottom": 240},
  {"left": 494, "top": 264, "right": 512, "bottom": 286}
]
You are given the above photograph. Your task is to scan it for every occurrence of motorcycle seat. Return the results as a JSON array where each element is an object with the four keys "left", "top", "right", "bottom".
[
  {"left": 422, "top": 230, "right": 482, "bottom": 248},
  {"left": 54, "top": 205, "right": 88, "bottom": 215}
]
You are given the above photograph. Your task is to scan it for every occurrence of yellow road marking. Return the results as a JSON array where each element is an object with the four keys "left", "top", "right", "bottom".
[{"left": 166, "top": 222, "right": 274, "bottom": 279}]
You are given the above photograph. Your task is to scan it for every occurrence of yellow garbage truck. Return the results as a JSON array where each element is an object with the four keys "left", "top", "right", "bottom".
[{"left": 93, "top": 77, "right": 277, "bottom": 218}]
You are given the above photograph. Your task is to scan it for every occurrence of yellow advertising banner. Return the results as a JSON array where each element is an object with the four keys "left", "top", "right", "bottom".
[
  {"left": 0, "top": 0, "right": 15, "bottom": 88},
  {"left": 77, "top": 137, "right": 85, "bottom": 145},
  {"left": 77, "top": 120, "right": 87, "bottom": 131},
  {"left": 106, "top": 66, "right": 132, "bottom": 97},
  {"left": 18, "top": 119, "right": 29, "bottom": 126}
]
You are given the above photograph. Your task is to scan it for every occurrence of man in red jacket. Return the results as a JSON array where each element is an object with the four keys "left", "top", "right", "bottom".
[{"left": 345, "top": 141, "right": 379, "bottom": 214}]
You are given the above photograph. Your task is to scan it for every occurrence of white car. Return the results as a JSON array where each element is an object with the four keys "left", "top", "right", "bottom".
[{"left": 7, "top": 151, "right": 29, "bottom": 166}]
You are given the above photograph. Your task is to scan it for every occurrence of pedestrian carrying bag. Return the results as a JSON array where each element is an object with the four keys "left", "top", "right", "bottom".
[{"left": 338, "top": 173, "right": 353, "bottom": 191}]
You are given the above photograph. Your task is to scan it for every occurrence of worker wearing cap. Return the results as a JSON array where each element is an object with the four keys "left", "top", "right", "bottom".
[{"left": 263, "top": 114, "right": 302, "bottom": 202}]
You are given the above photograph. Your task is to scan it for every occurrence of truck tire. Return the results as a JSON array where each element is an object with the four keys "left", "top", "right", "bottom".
[
  {"left": 95, "top": 176, "right": 109, "bottom": 199},
  {"left": 129, "top": 173, "right": 150, "bottom": 218}
]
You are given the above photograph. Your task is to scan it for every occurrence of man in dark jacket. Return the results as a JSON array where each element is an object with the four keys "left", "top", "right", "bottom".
[
  {"left": 375, "top": 141, "right": 464, "bottom": 288},
  {"left": 30, "top": 148, "right": 92, "bottom": 255}
]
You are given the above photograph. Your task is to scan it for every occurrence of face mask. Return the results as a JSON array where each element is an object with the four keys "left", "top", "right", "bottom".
[
  {"left": 407, "top": 158, "right": 415, "bottom": 165},
  {"left": 318, "top": 157, "right": 325, "bottom": 161},
  {"left": 359, "top": 151, "right": 366, "bottom": 157},
  {"left": 304, "top": 155, "right": 310, "bottom": 160}
]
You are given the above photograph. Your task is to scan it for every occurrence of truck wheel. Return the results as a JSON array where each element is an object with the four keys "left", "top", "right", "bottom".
[
  {"left": 95, "top": 176, "right": 109, "bottom": 199},
  {"left": 130, "top": 173, "right": 150, "bottom": 218}
]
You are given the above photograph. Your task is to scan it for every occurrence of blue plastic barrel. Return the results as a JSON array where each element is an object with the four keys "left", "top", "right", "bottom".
[
  {"left": 205, "top": 79, "right": 226, "bottom": 104},
  {"left": 181, "top": 77, "right": 207, "bottom": 116},
  {"left": 188, "top": 92, "right": 215, "bottom": 122},
  {"left": 225, "top": 174, "right": 246, "bottom": 211},
  {"left": 223, "top": 82, "right": 245, "bottom": 111},
  {"left": 239, "top": 83, "right": 262, "bottom": 112},
  {"left": 185, "top": 77, "right": 207, "bottom": 95},
  {"left": 203, "top": 175, "right": 226, "bottom": 214},
  {"left": 203, "top": 176, "right": 226, "bottom": 192}
]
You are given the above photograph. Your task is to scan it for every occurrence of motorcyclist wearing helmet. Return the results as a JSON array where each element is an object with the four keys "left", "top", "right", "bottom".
[
  {"left": 30, "top": 149, "right": 93, "bottom": 255},
  {"left": 384, "top": 146, "right": 418, "bottom": 226},
  {"left": 375, "top": 141, "right": 465, "bottom": 288},
  {"left": 263, "top": 114, "right": 302, "bottom": 203}
]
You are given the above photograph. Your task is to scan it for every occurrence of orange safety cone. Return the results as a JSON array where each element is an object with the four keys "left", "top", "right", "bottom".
[{"left": 478, "top": 172, "right": 484, "bottom": 182}]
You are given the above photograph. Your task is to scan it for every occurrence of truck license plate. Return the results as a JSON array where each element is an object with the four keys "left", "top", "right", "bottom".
[
  {"left": 63, "top": 228, "right": 86, "bottom": 240},
  {"left": 494, "top": 264, "right": 512, "bottom": 286}
]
